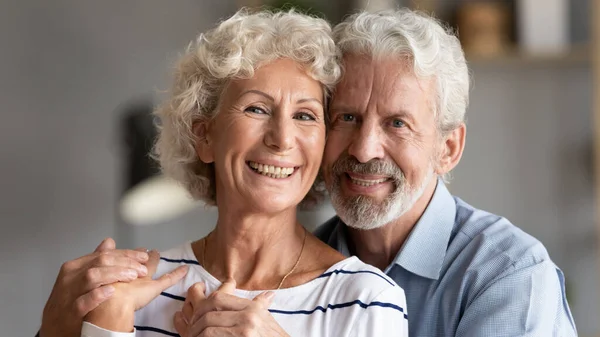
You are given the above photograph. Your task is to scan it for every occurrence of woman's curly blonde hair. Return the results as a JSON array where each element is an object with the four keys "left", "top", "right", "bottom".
[{"left": 153, "top": 9, "right": 341, "bottom": 207}]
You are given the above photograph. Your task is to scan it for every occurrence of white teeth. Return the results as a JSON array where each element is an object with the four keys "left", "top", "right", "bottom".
[
  {"left": 248, "top": 161, "right": 295, "bottom": 178},
  {"left": 350, "top": 177, "right": 388, "bottom": 187}
]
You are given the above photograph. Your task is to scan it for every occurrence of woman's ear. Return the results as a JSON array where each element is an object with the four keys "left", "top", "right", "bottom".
[{"left": 192, "top": 121, "right": 214, "bottom": 163}]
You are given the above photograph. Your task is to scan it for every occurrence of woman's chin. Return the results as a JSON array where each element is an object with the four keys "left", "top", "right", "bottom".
[{"left": 244, "top": 195, "right": 302, "bottom": 215}]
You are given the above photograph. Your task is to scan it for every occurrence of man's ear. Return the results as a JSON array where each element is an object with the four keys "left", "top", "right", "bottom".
[
  {"left": 192, "top": 121, "right": 214, "bottom": 164},
  {"left": 436, "top": 123, "right": 466, "bottom": 175}
]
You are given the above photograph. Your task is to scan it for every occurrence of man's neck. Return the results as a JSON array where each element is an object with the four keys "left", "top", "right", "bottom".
[{"left": 347, "top": 178, "right": 438, "bottom": 271}]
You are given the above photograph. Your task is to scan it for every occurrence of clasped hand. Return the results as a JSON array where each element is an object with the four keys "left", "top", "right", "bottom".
[{"left": 173, "top": 280, "right": 290, "bottom": 337}]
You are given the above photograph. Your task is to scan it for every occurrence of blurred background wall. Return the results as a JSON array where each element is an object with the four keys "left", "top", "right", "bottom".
[{"left": 0, "top": 0, "right": 597, "bottom": 336}]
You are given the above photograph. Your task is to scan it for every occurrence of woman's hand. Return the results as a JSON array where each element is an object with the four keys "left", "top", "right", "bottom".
[
  {"left": 40, "top": 238, "right": 149, "bottom": 337},
  {"left": 84, "top": 250, "right": 188, "bottom": 332},
  {"left": 173, "top": 280, "right": 289, "bottom": 337}
]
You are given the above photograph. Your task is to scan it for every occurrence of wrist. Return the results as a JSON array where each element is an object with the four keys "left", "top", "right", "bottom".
[{"left": 84, "top": 299, "right": 135, "bottom": 332}]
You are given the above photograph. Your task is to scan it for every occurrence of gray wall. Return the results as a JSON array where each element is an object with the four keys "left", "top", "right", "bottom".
[
  {"left": 0, "top": 1, "right": 597, "bottom": 336},
  {"left": 0, "top": 1, "right": 237, "bottom": 335},
  {"left": 451, "top": 61, "right": 598, "bottom": 335}
]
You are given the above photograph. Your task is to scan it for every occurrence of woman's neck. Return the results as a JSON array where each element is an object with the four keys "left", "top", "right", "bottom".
[{"left": 194, "top": 207, "right": 307, "bottom": 290}]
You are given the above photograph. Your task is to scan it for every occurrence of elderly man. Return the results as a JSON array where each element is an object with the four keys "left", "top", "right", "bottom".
[
  {"left": 315, "top": 9, "right": 577, "bottom": 337},
  {"left": 38, "top": 8, "right": 576, "bottom": 337}
]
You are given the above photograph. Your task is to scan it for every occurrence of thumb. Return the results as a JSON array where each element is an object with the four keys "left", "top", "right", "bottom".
[
  {"left": 94, "top": 237, "right": 116, "bottom": 252},
  {"left": 135, "top": 265, "right": 189, "bottom": 311},
  {"left": 173, "top": 311, "right": 188, "bottom": 337},
  {"left": 253, "top": 291, "right": 275, "bottom": 308},
  {"left": 146, "top": 250, "right": 161, "bottom": 277},
  {"left": 216, "top": 278, "right": 237, "bottom": 295},
  {"left": 154, "top": 265, "right": 188, "bottom": 291}
]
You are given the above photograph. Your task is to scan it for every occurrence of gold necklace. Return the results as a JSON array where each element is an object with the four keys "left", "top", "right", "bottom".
[{"left": 202, "top": 228, "right": 307, "bottom": 290}]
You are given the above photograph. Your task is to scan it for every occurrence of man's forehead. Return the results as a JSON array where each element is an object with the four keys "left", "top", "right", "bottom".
[
  {"left": 330, "top": 55, "right": 436, "bottom": 124},
  {"left": 334, "top": 55, "right": 429, "bottom": 100}
]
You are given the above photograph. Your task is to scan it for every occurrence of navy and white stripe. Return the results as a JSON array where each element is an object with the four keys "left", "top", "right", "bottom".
[{"left": 83, "top": 242, "right": 408, "bottom": 337}]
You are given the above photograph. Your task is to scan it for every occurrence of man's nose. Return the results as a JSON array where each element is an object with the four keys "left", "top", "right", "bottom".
[{"left": 347, "top": 121, "right": 385, "bottom": 163}]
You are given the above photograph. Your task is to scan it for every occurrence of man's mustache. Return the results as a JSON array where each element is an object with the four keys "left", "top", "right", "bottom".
[{"left": 331, "top": 152, "right": 402, "bottom": 178}]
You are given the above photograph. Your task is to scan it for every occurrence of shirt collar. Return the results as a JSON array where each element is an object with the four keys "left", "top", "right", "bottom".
[
  {"left": 332, "top": 178, "right": 456, "bottom": 280},
  {"left": 391, "top": 178, "right": 456, "bottom": 279}
]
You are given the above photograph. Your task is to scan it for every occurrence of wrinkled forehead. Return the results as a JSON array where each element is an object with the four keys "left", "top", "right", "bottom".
[{"left": 330, "top": 54, "right": 435, "bottom": 117}]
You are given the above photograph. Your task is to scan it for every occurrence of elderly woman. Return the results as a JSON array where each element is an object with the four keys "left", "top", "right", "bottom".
[{"left": 80, "top": 9, "right": 408, "bottom": 337}]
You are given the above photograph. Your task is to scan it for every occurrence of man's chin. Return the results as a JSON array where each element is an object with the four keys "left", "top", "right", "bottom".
[{"left": 332, "top": 196, "right": 393, "bottom": 230}]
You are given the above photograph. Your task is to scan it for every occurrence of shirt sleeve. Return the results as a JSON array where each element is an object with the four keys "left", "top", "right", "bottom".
[
  {"left": 81, "top": 322, "right": 136, "bottom": 337},
  {"left": 348, "top": 286, "right": 409, "bottom": 337},
  {"left": 455, "top": 260, "right": 577, "bottom": 337}
]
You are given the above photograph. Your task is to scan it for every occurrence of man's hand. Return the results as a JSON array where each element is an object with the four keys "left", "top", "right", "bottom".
[
  {"left": 173, "top": 280, "right": 289, "bottom": 337},
  {"left": 84, "top": 250, "right": 189, "bottom": 332},
  {"left": 40, "top": 238, "right": 149, "bottom": 337}
]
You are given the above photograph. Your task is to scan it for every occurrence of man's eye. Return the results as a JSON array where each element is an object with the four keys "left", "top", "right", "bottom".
[
  {"left": 392, "top": 119, "right": 405, "bottom": 128},
  {"left": 340, "top": 114, "right": 355, "bottom": 122},
  {"left": 245, "top": 106, "right": 267, "bottom": 114},
  {"left": 295, "top": 112, "right": 316, "bottom": 121}
]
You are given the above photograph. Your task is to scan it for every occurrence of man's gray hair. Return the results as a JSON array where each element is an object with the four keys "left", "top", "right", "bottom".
[{"left": 333, "top": 8, "right": 470, "bottom": 134}]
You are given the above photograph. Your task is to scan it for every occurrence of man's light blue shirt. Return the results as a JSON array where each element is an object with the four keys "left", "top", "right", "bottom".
[{"left": 314, "top": 180, "right": 577, "bottom": 336}]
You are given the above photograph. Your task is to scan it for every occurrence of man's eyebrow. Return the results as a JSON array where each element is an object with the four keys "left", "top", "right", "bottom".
[
  {"left": 329, "top": 105, "right": 358, "bottom": 113},
  {"left": 388, "top": 109, "right": 415, "bottom": 119}
]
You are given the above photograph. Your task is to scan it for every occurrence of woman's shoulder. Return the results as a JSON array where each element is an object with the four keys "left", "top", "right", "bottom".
[
  {"left": 305, "top": 257, "right": 408, "bottom": 333},
  {"left": 154, "top": 241, "right": 199, "bottom": 273},
  {"left": 315, "top": 256, "right": 407, "bottom": 316},
  {"left": 320, "top": 256, "right": 403, "bottom": 298}
]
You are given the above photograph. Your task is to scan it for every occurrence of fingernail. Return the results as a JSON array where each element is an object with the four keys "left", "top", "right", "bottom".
[
  {"left": 126, "top": 269, "right": 138, "bottom": 279},
  {"left": 139, "top": 265, "right": 148, "bottom": 275},
  {"left": 104, "top": 286, "right": 115, "bottom": 296},
  {"left": 264, "top": 291, "right": 275, "bottom": 301},
  {"left": 138, "top": 252, "right": 149, "bottom": 260}
]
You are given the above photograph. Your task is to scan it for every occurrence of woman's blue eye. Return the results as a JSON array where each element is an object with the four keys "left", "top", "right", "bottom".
[
  {"left": 295, "top": 112, "right": 315, "bottom": 121},
  {"left": 245, "top": 106, "right": 267, "bottom": 114},
  {"left": 392, "top": 119, "right": 405, "bottom": 128}
]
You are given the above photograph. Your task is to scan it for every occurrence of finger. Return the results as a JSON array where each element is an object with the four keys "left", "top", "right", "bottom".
[
  {"left": 189, "top": 311, "right": 237, "bottom": 337},
  {"left": 79, "top": 266, "right": 142, "bottom": 292},
  {"left": 73, "top": 285, "right": 115, "bottom": 317},
  {"left": 112, "top": 249, "right": 150, "bottom": 263},
  {"left": 191, "top": 292, "right": 251, "bottom": 324},
  {"left": 187, "top": 282, "right": 207, "bottom": 302},
  {"left": 173, "top": 311, "right": 188, "bottom": 337},
  {"left": 184, "top": 282, "right": 207, "bottom": 324},
  {"left": 94, "top": 237, "right": 115, "bottom": 252},
  {"left": 73, "top": 249, "right": 149, "bottom": 273},
  {"left": 146, "top": 249, "right": 161, "bottom": 276},
  {"left": 252, "top": 291, "right": 275, "bottom": 309},
  {"left": 215, "top": 278, "right": 236, "bottom": 295},
  {"left": 182, "top": 299, "right": 194, "bottom": 326},
  {"left": 89, "top": 254, "right": 148, "bottom": 276},
  {"left": 57, "top": 248, "right": 148, "bottom": 292},
  {"left": 151, "top": 265, "right": 188, "bottom": 296}
]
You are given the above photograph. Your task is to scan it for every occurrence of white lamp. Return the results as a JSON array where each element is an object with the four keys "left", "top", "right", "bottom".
[{"left": 119, "top": 175, "right": 201, "bottom": 226}]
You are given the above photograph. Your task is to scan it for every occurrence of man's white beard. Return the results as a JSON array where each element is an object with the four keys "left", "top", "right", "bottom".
[{"left": 330, "top": 167, "right": 435, "bottom": 231}]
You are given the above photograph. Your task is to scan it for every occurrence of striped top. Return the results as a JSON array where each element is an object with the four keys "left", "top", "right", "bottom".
[{"left": 82, "top": 242, "right": 409, "bottom": 337}]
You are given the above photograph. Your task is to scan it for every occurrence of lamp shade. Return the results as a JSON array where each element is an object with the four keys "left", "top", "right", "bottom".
[{"left": 119, "top": 99, "right": 200, "bottom": 226}]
